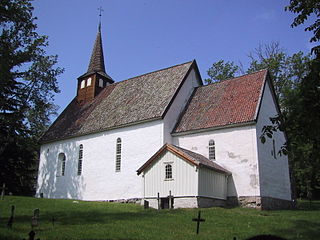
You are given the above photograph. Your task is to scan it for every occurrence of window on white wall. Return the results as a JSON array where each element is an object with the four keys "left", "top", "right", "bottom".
[
  {"left": 115, "top": 138, "right": 121, "bottom": 172},
  {"left": 77, "top": 144, "right": 83, "bottom": 175},
  {"left": 57, "top": 153, "right": 66, "bottom": 176},
  {"left": 209, "top": 139, "right": 216, "bottom": 161},
  {"left": 165, "top": 164, "right": 172, "bottom": 180}
]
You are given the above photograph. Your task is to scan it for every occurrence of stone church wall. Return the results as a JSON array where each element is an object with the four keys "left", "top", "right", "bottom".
[
  {"left": 173, "top": 124, "right": 261, "bottom": 199},
  {"left": 255, "top": 79, "right": 292, "bottom": 201},
  {"left": 37, "top": 119, "right": 164, "bottom": 201}
]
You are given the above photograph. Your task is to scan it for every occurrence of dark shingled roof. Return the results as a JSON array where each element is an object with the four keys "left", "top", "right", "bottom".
[
  {"left": 41, "top": 61, "right": 197, "bottom": 143},
  {"left": 173, "top": 69, "right": 268, "bottom": 134},
  {"left": 137, "top": 143, "right": 230, "bottom": 175}
]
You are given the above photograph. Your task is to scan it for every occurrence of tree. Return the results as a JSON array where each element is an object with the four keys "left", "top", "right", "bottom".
[
  {"left": 0, "top": 0, "right": 63, "bottom": 195},
  {"left": 246, "top": 42, "right": 311, "bottom": 107},
  {"left": 204, "top": 60, "right": 239, "bottom": 84},
  {"left": 285, "top": 0, "right": 320, "bottom": 55}
]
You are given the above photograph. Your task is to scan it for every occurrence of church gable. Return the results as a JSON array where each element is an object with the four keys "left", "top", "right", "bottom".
[
  {"left": 41, "top": 61, "right": 197, "bottom": 143},
  {"left": 173, "top": 69, "right": 268, "bottom": 134}
]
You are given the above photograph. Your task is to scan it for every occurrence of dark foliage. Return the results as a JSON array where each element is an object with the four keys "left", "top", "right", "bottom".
[{"left": 0, "top": 0, "right": 63, "bottom": 195}]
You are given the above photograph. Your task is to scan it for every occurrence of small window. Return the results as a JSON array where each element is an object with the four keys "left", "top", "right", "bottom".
[
  {"left": 99, "top": 79, "right": 104, "bottom": 87},
  {"left": 78, "top": 144, "right": 83, "bottom": 175},
  {"left": 115, "top": 138, "right": 121, "bottom": 172},
  {"left": 57, "top": 153, "right": 66, "bottom": 176},
  {"left": 80, "top": 80, "right": 85, "bottom": 89},
  {"left": 87, "top": 77, "right": 92, "bottom": 86},
  {"left": 165, "top": 164, "right": 172, "bottom": 179},
  {"left": 209, "top": 139, "right": 215, "bottom": 161}
]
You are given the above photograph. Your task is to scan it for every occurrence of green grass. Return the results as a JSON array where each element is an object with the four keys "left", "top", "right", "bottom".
[{"left": 0, "top": 196, "right": 319, "bottom": 240}]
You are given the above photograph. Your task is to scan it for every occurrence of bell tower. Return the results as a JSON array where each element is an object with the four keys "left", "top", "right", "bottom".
[{"left": 77, "top": 22, "right": 114, "bottom": 103}]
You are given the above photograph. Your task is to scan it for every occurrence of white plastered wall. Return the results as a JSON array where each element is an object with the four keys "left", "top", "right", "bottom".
[
  {"left": 255, "top": 80, "right": 291, "bottom": 200},
  {"left": 173, "top": 125, "right": 260, "bottom": 198},
  {"left": 37, "top": 119, "right": 164, "bottom": 200},
  {"left": 163, "top": 68, "right": 201, "bottom": 144}
]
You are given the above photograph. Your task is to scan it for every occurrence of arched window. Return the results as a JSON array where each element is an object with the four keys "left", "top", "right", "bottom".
[
  {"left": 58, "top": 153, "right": 66, "bottom": 176},
  {"left": 80, "top": 80, "right": 85, "bottom": 89},
  {"left": 209, "top": 139, "right": 215, "bottom": 161},
  {"left": 165, "top": 164, "right": 172, "bottom": 179},
  {"left": 77, "top": 144, "right": 83, "bottom": 175},
  {"left": 115, "top": 138, "right": 121, "bottom": 172},
  {"left": 87, "top": 77, "right": 92, "bottom": 86},
  {"left": 99, "top": 78, "right": 104, "bottom": 87}
]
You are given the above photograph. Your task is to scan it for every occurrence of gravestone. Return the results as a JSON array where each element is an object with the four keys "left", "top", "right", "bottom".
[
  {"left": 144, "top": 200, "right": 149, "bottom": 209},
  {"left": 52, "top": 216, "right": 55, "bottom": 227},
  {"left": 31, "top": 208, "right": 40, "bottom": 229},
  {"left": 1, "top": 183, "right": 7, "bottom": 200},
  {"left": 192, "top": 210, "right": 205, "bottom": 234},
  {"left": 157, "top": 192, "right": 160, "bottom": 210},
  {"left": 168, "top": 190, "right": 174, "bottom": 209},
  {"left": 7, "top": 205, "right": 15, "bottom": 228}
]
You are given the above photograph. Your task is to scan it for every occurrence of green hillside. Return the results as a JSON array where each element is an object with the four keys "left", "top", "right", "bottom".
[{"left": 0, "top": 196, "right": 319, "bottom": 240}]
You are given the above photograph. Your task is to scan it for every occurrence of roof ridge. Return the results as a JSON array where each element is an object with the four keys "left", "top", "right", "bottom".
[
  {"left": 204, "top": 68, "right": 268, "bottom": 87},
  {"left": 118, "top": 60, "right": 194, "bottom": 84}
]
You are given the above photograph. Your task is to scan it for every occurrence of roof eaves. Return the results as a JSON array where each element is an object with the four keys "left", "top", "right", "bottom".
[
  {"left": 41, "top": 116, "right": 162, "bottom": 144},
  {"left": 253, "top": 69, "right": 268, "bottom": 121},
  {"left": 172, "top": 120, "right": 256, "bottom": 136},
  {"left": 198, "top": 163, "right": 231, "bottom": 175},
  {"left": 136, "top": 143, "right": 199, "bottom": 175}
]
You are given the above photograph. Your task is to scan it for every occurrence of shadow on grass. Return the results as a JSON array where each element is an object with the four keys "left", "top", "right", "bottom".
[
  {"left": 9, "top": 208, "right": 174, "bottom": 226},
  {"left": 274, "top": 219, "right": 320, "bottom": 240},
  {"left": 296, "top": 200, "right": 320, "bottom": 211}
]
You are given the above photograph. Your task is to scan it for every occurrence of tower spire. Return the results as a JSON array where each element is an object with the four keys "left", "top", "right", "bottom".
[
  {"left": 87, "top": 25, "right": 105, "bottom": 73},
  {"left": 76, "top": 8, "right": 113, "bottom": 103}
]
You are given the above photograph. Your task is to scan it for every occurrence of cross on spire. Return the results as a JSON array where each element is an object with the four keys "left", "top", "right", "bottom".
[
  {"left": 98, "top": 6, "right": 104, "bottom": 32},
  {"left": 98, "top": 6, "right": 104, "bottom": 19}
]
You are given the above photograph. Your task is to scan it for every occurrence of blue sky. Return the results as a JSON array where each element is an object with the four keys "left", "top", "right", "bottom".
[{"left": 33, "top": 0, "right": 314, "bottom": 115}]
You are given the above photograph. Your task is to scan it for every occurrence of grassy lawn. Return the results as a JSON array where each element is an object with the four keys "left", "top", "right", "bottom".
[{"left": 0, "top": 196, "right": 319, "bottom": 240}]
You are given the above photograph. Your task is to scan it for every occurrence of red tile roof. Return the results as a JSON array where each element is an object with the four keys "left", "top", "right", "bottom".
[
  {"left": 40, "top": 61, "right": 199, "bottom": 143},
  {"left": 137, "top": 144, "right": 230, "bottom": 175},
  {"left": 173, "top": 69, "right": 268, "bottom": 134}
]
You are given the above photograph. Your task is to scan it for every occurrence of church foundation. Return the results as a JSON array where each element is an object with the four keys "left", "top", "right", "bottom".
[{"left": 227, "top": 196, "right": 294, "bottom": 210}]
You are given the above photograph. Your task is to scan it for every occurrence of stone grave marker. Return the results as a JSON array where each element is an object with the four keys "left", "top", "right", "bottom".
[
  {"left": 7, "top": 205, "right": 15, "bottom": 228},
  {"left": 168, "top": 190, "right": 174, "bottom": 209},
  {"left": 31, "top": 208, "right": 40, "bottom": 229},
  {"left": 1, "top": 183, "right": 7, "bottom": 200}
]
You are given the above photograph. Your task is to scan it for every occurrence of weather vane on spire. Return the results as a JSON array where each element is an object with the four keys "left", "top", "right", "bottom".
[
  {"left": 98, "top": 6, "right": 104, "bottom": 19},
  {"left": 97, "top": 6, "right": 104, "bottom": 31}
]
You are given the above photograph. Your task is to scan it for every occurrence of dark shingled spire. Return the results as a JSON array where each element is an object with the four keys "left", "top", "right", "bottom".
[
  {"left": 87, "top": 23, "right": 105, "bottom": 73},
  {"left": 78, "top": 23, "right": 113, "bottom": 81}
]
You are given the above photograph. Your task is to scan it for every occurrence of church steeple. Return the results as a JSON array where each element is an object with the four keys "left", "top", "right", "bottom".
[
  {"left": 87, "top": 23, "right": 105, "bottom": 74},
  {"left": 77, "top": 22, "right": 114, "bottom": 104}
]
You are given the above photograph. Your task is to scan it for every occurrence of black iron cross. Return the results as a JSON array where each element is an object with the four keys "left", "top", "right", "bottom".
[
  {"left": 192, "top": 211, "right": 205, "bottom": 234},
  {"left": 98, "top": 6, "right": 104, "bottom": 18}
]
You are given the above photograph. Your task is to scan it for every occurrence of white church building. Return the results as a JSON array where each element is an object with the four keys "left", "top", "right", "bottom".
[{"left": 36, "top": 25, "right": 292, "bottom": 210}]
